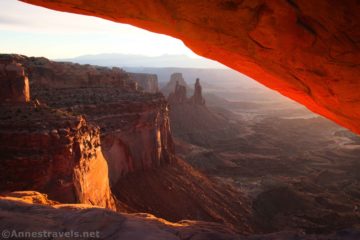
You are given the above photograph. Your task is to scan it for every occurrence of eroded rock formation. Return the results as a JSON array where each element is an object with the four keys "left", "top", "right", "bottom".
[
  {"left": 168, "top": 81, "right": 187, "bottom": 105},
  {"left": 20, "top": 0, "right": 360, "bottom": 134},
  {"left": 190, "top": 78, "right": 205, "bottom": 105},
  {"left": 161, "top": 73, "right": 190, "bottom": 97},
  {"left": 31, "top": 87, "right": 175, "bottom": 185},
  {"left": 0, "top": 54, "right": 175, "bottom": 186},
  {"left": 167, "top": 76, "right": 205, "bottom": 106},
  {"left": 128, "top": 72, "right": 159, "bottom": 93},
  {"left": 0, "top": 104, "right": 115, "bottom": 209},
  {"left": 0, "top": 58, "right": 30, "bottom": 103}
]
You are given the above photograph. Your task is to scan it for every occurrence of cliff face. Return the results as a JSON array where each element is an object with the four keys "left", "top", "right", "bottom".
[
  {"left": 0, "top": 58, "right": 30, "bottom": 103},
  {"left": 1, "top": 54, "right": 272, "bottom": 232},
  {"left": 128, "top": 72, "right": 159, "bottom": 93},
  {"left": 31, "top": 87, "right": 175, "bottom": 185},
  {"left": 20, "top": 0, "right": 360, "bottom": 135},
  {"left": 3, "top": 55, "right": 175, "bottom": 186},
  {"left": 100, "top": 99, "right": 174, "bottom": 184},
  {"left": 0, "top": 54, "right": 136, "bottom": 90},
  {"left": 0, "top": 104, "right": 115, "bottom": 209}
]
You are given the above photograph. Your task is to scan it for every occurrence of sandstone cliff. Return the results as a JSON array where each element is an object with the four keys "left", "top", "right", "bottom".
[
  {"left": 0, "top": 54, "right": 175, "bottom": 186},
  {"left": 0, "top": 54, "right": 259, "bottom": 231},
  {"left": 0, "top": 58, "right": 30, "bottom": 103},
  {"left": 0, "top": 103, "right": 115, "bottom": 210},
  {"left": 34, "top": 87, "right": 175, "bottom": 185},
  {"left": 0, "top": 54, "right": 136, "bottom": 90}
]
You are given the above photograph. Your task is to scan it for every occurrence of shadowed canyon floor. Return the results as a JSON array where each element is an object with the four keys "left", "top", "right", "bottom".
[{"left": 169, "top": 78, "right": 360, "bottom": 234}]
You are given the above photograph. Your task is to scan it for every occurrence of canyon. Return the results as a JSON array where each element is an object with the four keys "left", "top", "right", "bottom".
[
  {"left": 166, "top": 74, "right": 360, "bottom": 235},
  {"left": 2, "top": 0, "right": 360, "bottom": 238},
  {"left": 0, "top": 54, "right": 257, "bottom": 237},
  {"left": 1, "top": 53, "right": 359, "bottom": 238}
]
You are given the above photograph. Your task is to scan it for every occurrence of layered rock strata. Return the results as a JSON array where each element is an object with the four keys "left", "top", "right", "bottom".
[
  {"left": 33, "top": 87, "right": 175, "bottom": 184},
  {"left": 0, "top": 103, "right": 115, "bottom": 209},
  {"left": 0, "top": 54, "right": 136, "bottom": 90}
]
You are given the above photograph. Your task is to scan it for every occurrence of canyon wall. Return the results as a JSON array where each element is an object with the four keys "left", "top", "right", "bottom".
[
  {"left": 0, "top": 104, "right": 115, "bottom": 209},
  {"left": 34, "top": 87, "right": 175, "bottom": 185},
  {"left": 20, "top": 0, "right": 360, "bottom": 135},
  {"left": 0, "top": 55, "right": 175, "bottom": 186},
  {"left": 0, "top": 54, "right": 137, "bottom": 90},
  {"left": 0, "top": 58, "right": 30, "bottom": 103}
]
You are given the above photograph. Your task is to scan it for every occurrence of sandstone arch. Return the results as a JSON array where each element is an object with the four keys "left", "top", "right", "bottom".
[{"left": 21, "top": 0, "right": 360, "bottom": 134}]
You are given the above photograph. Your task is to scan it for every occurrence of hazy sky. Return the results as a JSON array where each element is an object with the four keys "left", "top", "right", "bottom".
[{"left": 0, "top": 0, "right": 211, "bottom": 61}]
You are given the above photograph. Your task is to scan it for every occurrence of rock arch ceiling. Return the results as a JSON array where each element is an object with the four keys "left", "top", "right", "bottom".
[{"left": 20, "top": 0, "right": 360, "bottom": 134}]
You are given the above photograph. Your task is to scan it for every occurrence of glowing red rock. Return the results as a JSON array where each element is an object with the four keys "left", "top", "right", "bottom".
[{"left": 21, "top": 0, "right": 360, "bottom": 134}]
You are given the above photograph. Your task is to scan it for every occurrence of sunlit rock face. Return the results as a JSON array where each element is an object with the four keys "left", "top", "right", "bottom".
[
  {"left": 0, "top": 57, "right": 30, "bottom": 103},
  {"left": 0, "top": 55, "right": 117, "bottom": 210},
  {"left": 100, "top": 99, "right": 174, "bottom": 184},
  {"left": 9, "top": 54, "right": 175, "bottom": 186},
  {"left": 21, "top": 0, "right": 360, "bottom": 134},
  {"left": 0, "top": 105, "right": 116, "bottom": 210}
]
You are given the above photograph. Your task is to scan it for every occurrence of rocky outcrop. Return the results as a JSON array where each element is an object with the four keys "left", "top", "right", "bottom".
[
  {"left": 161, "top": 73, "right": 191, "bottom": 97},
  {"left": 0, "top": 58, "right": 30, "bottom": 103},
  {"left": 20, "top": 0, "right": 360, "bottom": 135},
  {"left": 32, "top": 87, "right": 175, "bottom": 185},
  {"left": 0, "top": 103, "right": 115, "bottom": 210},
  {"left": 166, "top": 76, "right": 237, "bottom": 147},
  {"left": 0, "top": 191, "right": 240, "bottom": 240},
  {"left": 1, "top": 191, "right": 359, "bottom": 240},
  {"left": 128, "top": 72, "right": 159, "bottom": 93},
  {"left": 0, "top": 55, "right": 175, "bottom": 186},
  {"left": 168, "top": 81, "right": 187, "bottom": 105},
  {"left": 168, "top": 77, "right": 205, "bottom": 106},
  {"left": 190, "top": 78, "right": 205, "bottom": 105},
  {"left": 0, "top": 54, "right": 175, "bottom": 212}
]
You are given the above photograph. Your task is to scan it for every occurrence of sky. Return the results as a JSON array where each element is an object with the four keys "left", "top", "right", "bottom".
[{"left": 0, "top": 0, "right": 212, "bottom": 61}]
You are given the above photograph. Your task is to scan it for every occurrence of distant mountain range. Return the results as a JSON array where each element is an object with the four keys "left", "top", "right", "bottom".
[
  {"left": 58, "top": 53, "right": 266, "bottom": 91},
  {"left": 58, "top": 53, "right": 227, "bottom": 69}
]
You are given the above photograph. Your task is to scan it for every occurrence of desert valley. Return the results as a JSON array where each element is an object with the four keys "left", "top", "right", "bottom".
[
  {"left": 1, "top": 0, "right": 360, "bottom": 239},
  {"left": 1, "top": 53, "right": 359, "bottom": 239}
]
